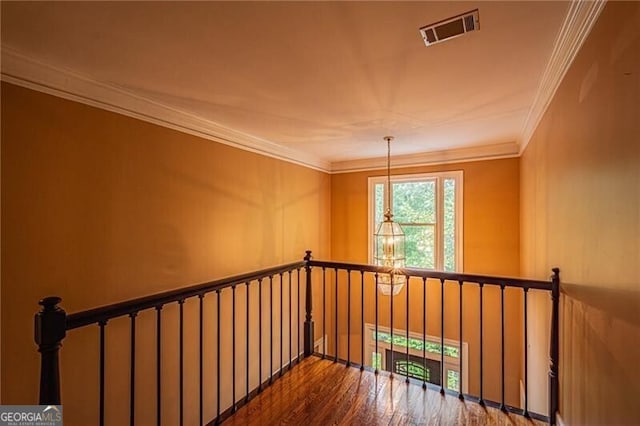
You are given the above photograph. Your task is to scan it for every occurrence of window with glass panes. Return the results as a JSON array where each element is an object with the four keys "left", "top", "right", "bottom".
[{"left": 369, "top": 171, "right": 462, "bottom": 271}]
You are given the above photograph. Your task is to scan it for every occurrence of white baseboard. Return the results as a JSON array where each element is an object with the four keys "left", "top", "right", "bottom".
[
  {"left": 557, "top": 413, "right": 566, "bottom": 426},
  {"left": 314, "top": 335, "right": 327, "bottom": 352}
]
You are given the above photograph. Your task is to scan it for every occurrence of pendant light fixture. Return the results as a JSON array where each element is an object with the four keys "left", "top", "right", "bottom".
[{"left": 374, "top": 136, "right": 406, "bottom": 296}]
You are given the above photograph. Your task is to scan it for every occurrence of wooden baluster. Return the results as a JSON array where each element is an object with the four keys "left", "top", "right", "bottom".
[
  {"left": 405, "top": 276, "right": 410, "bottom": 384},
  {"left": 347, "top": 270, "right": 351, "bottom": 367},
  {"left": 479, "top": 282, "right": 485, "bottom": 406},
  {"left": 198, "top": 295, "right": 204, "bottom": 426},
  {"left": 245, "top": 282, "right": 251, "bottom": 403},
  {"left": 523, "top": 288, "right": 529, "bottom": 417},
  {"left": 374, "top": 273, "right": 379, "bottom": 374},
  {"left": 322, "top": 267, "right": 326, "bottom": 359},
  {"left": 500, "top": 284, "right": 506, "bottom": 412},
  {"left": 304, "top": 250, "right": 314, "bottom": 356},
  {"left": 334, "top": 268, "right": 338, "bottom": 362},
  {"left": 422, "top": 278, "right": 427, "bottom": 389},
  {"left": 35, "top": 296, "right": 66, "bottom": 405},
  {"left": 216, "top": 290, "right": 221, "bottom": 424},
  {"left": 458, "top": 281, "right": 464, "bottom": 400},
  {"left": 129, "top": 312, "right": 138, "bottom": 426},
  {"left": 269, "top": 276, "right": 274, "bottom": 383},
  {"left": 156, "top": 305, "right": 163, "bottom": 425},
  {"left": 178, "top": 300, "right": 184, "bottom": 426},
  {"left": 549, "top": 268, "right": 560, "bottom": 425},
  {"left": 99, "top": 320, "right": 106, "bottom": 426},
  {"left": 258, "top": 279, "right": 263, "bottom": 393},
  {"left": 360, "top": 271, "right": 365, "bottom": 371},
  {"left": 280, "top": 273, "right": 284, "bottom": 377},
  {"left": 232, "top": 285, "right": 237, "bottom": 412}
]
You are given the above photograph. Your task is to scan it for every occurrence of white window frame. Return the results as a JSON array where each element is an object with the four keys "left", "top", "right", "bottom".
[{"left": 367, "top": 170, "right": 463, "bottom": 272}]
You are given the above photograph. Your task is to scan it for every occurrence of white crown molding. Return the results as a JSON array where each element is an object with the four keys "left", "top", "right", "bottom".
[
  {"left": 519, "top": 0, "right": 607, "bottom": 155},
  {"left": 0, "top": 47, "right": 332, "bottom": 172},
  {"left": 330, "top": 142, "right": 519, "bottom": 174}
]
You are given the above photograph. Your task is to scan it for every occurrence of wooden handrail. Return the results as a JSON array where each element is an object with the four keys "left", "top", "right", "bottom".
[
  {"left": 65, "top": 261, "right": 305, "bottom": 330},
  {"left": 307, "top": 259, "right": 552, "bottom": 290}
]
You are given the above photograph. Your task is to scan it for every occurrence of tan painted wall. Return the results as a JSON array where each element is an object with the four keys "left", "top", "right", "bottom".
[
  {"left": 330, "top": 159, "right": 525, "bottom": 407},
  {"left": 520, "top": 1, "right": 640, "bottom": 423},
  {"left": 1, "top": 83, "right": 331, "bottom": 425}
]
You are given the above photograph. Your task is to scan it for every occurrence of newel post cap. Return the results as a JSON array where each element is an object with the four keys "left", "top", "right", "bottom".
[{"left": 35, "top": 296, "right": 66, "bottom": 347}]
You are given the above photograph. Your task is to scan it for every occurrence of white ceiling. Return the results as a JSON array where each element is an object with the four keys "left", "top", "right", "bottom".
[{"left": 2, "top": 1, "right": 580, "bottom": 171}]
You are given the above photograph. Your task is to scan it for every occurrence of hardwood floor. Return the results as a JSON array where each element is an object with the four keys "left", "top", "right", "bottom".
[{"left": 225, "top": 356, "right": 546, "bottom": 426}]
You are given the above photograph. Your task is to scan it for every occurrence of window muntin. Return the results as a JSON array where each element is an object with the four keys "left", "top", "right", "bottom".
[{"left": 369, "top": 171, "right": 463, "bottom": 272}]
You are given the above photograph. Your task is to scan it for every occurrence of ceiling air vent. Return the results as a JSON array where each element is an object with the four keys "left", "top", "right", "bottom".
[{"left": 419, "top": 9, "right": 479, "bottom": 47}]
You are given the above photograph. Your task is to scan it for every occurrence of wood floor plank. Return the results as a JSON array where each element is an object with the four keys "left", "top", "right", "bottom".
[{"left": 223, "top": 357, "right": 545, "bottom": 426}]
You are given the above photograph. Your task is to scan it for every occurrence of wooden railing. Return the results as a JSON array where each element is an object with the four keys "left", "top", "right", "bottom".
[
  {"left": 35, "top": 251, "right": 559, "bottom": 425},
  {"left": 305, "top": 257, "right": 560, "bottom": 424},
  {"left": 36, "top": 260, "right": 308, "bottom": 426}
]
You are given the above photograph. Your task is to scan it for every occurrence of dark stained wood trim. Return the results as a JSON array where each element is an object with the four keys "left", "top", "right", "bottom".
[
  {"left": 307, "top": 259, "right": 552, "bottom": 290},
  {"left": 66, "top": 261, "right": 305, "bottom": 329}
]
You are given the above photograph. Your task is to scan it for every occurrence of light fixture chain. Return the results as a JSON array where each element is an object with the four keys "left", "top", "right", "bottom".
[
  {"left": 387, "top": 137, "right": 391, "bottom": 217},
  {"left": 385, "top": 136, "right": 393, "bottom": 220}
]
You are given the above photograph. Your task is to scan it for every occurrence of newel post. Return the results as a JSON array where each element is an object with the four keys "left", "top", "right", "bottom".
[
  {"left": 303, "top": 250, "right": 314, "bottom": 356},
  {"left": 34, "top": 296, "right": 66, "bottom": 405},
  {"left": 549, "top": 268, "right": 560, "bottom": 426}
]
